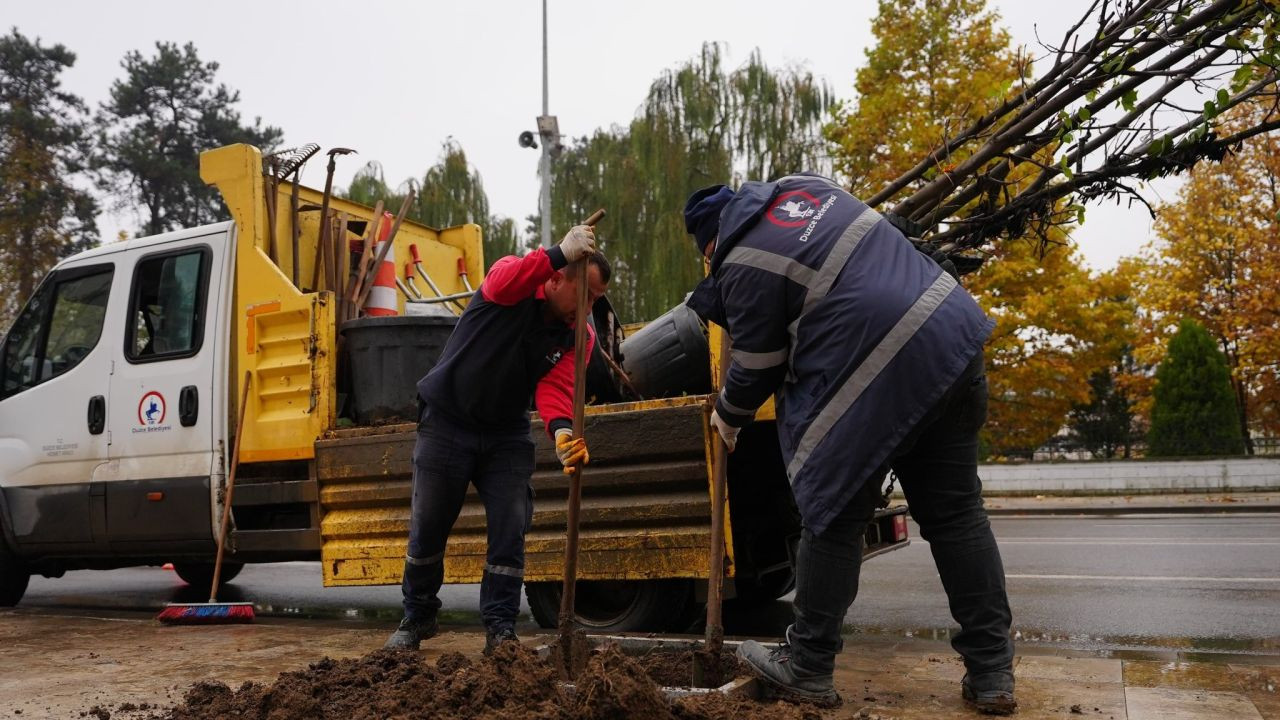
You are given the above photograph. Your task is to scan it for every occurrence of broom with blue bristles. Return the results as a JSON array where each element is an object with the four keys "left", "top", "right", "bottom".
[{"left": 157, "top": 371, "right": 255, "bottom": 625}]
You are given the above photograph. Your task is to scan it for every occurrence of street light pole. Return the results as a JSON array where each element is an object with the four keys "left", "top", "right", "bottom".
[{"left": 539, "top": 0, "right": 551, "bottom": 248}]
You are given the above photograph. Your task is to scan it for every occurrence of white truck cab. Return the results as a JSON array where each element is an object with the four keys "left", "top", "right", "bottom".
[{"left": 0, "top": 223, "right": 235, "bottom": 601}]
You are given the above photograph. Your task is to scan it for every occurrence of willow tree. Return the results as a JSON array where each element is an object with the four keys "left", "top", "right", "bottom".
[
  {"left": 345, "top": 140, "right": 518, "bottom": 268},
  {"left": 546, "top": 43, "right": 832, "bottom": 322}
]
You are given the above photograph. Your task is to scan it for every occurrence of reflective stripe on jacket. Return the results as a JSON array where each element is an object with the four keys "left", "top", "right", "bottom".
[{"left": 689, "top": 174, "right": 993, "bottom": 534}]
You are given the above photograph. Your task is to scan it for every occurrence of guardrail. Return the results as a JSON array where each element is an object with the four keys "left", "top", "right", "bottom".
[{"left": 968, "top": 457, "right": 1280, "bottom": 496}]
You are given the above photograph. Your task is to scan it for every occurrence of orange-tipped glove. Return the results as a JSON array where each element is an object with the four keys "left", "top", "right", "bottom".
[{"left": 555, "top": 428, "right": 590, "bottom": 475}]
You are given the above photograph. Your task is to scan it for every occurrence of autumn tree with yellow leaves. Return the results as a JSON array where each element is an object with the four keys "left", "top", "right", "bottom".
[
  {"left": 1135, "top": 99, "right": 1280, "bottom": 452},
  {"left": 827, "top": 0, "right": 1129, "bottom": 456}
]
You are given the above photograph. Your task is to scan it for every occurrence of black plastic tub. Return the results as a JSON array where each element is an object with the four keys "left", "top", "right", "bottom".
[
  {"left": 341, "top": 315, "right": 458, "bottom": 424},
  {"left": 620, "top": 302, "right": 711, "bottom": 399}
]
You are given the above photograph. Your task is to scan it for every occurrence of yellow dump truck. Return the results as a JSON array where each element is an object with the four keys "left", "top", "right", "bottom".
[{"left": 0, "top": 143, "right": 908, "bottom": 629}]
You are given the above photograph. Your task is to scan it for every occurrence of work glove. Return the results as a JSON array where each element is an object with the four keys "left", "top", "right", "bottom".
[
  {"left": 710, "top": 409, "right": 740, "bottom": 453},
  {"left": 555, "top": 428, "right": 590, "bottom": 475},
  {"left": 558, "top": 225, "right": 597, "bottom": 263},
  {"left": 883, "top": 211, "right": 928, "bottom": 239}
]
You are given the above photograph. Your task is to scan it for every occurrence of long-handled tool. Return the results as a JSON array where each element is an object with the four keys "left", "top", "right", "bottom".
[
  {"left": 403, "top": 262, "right": 425, "bottom": 299},
  {"left": 354, "top": 191, "right": 416, "bottom": 314},
  {"left": 693, "top": 329, "right": 733, "bottom": 686},
  {"left": 346, "top": 201, "right": 385, "bottom": 316},
  {"left": 263, "top": 155, "right": 281, "bottom": 264},
  {"left": 557, "top": 208, "right": 606, "bottom": 678},
  {"left": 457, "top": 257, "right": 475, "bottom": 294},
  {"left": 157, "top": 370, "right": 255, "bottom": 625},
  {"left": 410, "top": 244, "right": 466, "bottom": 314},
  {"left": 280, "top": 144, "right": 320, "bottom": 287},
  {"left": 311, "top": 147, "right": 356, "bottom": 292}
]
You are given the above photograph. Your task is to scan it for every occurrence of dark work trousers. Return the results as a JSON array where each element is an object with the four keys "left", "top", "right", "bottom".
[
  {"left": 789, "top": 353, "right": 1014, "bottom": 677},
  {"left": 400, "top": 409, "right": 536, "bottom": 633}
]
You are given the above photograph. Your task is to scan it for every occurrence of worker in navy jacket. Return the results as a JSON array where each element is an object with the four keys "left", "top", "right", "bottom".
[
  {"left": 385, "top": 226, "right": 609, "bottom": 655},
  {"left": 685, "top": 175, "right": 1016, "bottom": 714}
]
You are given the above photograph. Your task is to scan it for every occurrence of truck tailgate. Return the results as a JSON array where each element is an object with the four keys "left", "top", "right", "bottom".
[{"left": 315, "top": 397, "right": 726, "bottom": 587}]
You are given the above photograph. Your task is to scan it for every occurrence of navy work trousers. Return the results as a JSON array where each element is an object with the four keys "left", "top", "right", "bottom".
[
  {"left": 400, "top": 409, "right": 536, "bottom": 633},
  {"left": 789, "top": 354, "right": 1014, "bottom": 676}
]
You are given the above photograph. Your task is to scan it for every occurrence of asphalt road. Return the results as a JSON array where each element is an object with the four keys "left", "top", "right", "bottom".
[
  {"left": 15, "top": 513, "right": 1280, "bottom": 656},
  {"left": 851, "top": 513, "right": 1280, "bottom": 656}
]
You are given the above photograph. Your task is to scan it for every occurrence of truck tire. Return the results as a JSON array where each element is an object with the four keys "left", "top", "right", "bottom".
[
  {"left": 0, "top": 546, "right": 29, "bottom": 607},
  {"left": 525, "top": 579, "right": 693, "bottom": 633},
  {"left": 173, "top": 561, "right": 244, "bottom": 589}
]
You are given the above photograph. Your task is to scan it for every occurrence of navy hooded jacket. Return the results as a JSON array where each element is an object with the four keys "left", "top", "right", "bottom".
[{"left": 687, "top": 174, "right": 994, "bottom": 535}]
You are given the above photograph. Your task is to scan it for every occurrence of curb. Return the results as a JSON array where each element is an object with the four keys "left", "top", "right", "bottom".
[{"left": 984, "top": 503, "right": 1280, "bottom": 516}]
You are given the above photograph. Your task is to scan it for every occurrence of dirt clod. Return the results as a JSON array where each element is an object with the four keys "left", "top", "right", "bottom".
[{"left": 1070, "top": 704, "right": 1084, "bottom": 714}]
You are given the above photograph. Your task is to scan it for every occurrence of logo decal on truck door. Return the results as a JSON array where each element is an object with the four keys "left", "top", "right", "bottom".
[{"left": 134, "top": 391, "right": 170, "bottom": 433}]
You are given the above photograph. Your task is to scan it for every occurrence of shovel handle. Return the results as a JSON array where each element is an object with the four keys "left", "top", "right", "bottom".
[{"left": 558, "top": 207, "right": 607, "bottom": 670}]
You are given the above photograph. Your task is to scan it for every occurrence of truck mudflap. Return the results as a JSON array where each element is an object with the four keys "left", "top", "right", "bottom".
[{"left": 315, "top": 396, "right": 730, "bottom": 587}]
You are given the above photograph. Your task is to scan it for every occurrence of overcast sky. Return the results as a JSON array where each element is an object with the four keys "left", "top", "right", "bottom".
[{"left": 10, "top": 0, "right": 1185, "bottom": 271}]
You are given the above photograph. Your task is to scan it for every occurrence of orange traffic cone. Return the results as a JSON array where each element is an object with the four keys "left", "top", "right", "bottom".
[{"left": 365, "top": 211, "right": 398, "bottom": 317}]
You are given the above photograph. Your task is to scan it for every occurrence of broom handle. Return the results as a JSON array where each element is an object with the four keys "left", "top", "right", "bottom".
[{"left": 210, "top": 370, "right": 253, "bottom": 603}]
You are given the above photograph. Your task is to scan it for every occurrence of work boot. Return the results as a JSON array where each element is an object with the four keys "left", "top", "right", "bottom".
[
  {"left": 962, "top": 670, "right": 1018, "bottom": 715},
  {"left": 736, "top": 639, "right": 841, "bottom": 708},
  {"left": 383, "top": 615, "right": 439, "bottom": 650},
  {"left": 483, "top": 626, "right": 519, "bottom": 656}
]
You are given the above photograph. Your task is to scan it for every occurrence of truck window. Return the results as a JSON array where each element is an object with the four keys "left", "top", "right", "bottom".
[
  {"left": 1, "top": 265, "right": 114, "bottom": 400},
  {"left": 126, "top": 248, "right": 209, "bottom": 362}
]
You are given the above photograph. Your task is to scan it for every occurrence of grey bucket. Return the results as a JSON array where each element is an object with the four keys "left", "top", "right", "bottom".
[
  {"left": 341, "top": 315, "right": 458, "bottom": 424},
  {"left": 620, "top": 302, "right": 711, "bottom": 399}
]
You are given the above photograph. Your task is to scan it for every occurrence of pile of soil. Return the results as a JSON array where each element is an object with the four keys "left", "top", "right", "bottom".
[
  {"left": 633, "top": 648, "right": 752, "bottom": 688},
  {"left": 140, "top": 644, "right": 820, "bottom": 720}
]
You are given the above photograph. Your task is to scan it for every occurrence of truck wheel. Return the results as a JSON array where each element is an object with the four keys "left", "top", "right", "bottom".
[
  {"left": 173, "top": 562, "right": 244, "bottom": 589},
  {"left": 733, "top": 567, "right": 796, "bottom": 605},
  {"left": 525, "top": 579, "right": 693, "bottom": 633},
  {"left": 0, "top": 546, "right": 29, "bottom": 607}
]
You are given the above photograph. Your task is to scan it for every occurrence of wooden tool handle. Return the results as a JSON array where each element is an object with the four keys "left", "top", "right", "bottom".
[
  {"left": 558, "top": 206, "right": 607, "bottom": 673},
  {"left": 355, "top": 191, "right": 415, "bottom": 313}
]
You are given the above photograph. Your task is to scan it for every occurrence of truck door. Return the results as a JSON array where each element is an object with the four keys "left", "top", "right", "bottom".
[
  {"left": 103, "top": 231, "right": 229, "bottom": 552},
  {"left": 0, "top": 262, "right": 117, "bottom": 550}
]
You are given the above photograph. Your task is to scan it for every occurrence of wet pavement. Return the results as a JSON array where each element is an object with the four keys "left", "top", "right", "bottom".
[
  {"left": 18, "top": 514, "right": 1279, "bottom": 659},
  {"left": 0, "top": 610, "right": 1276, "bottom": 719},
  {"left": 4, "top": 512, "right": 1279, "bottom": 717},
  {"left": 853, "top": 513, "right": 1280, "bottom": 656}
]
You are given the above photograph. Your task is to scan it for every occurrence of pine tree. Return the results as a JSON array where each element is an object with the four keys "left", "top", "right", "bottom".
[
  {"left": 95, "top": 42, "right": 282, "bottom": 236},
  {"left": 0, "top": 29, "right": 98, "bottom": 328},
  {"left": 1147, "top": 319, "right": 1245, "bottom": 457},
  {"left": 1069, "top": 362, "right": 1141, "bottom": 459}
]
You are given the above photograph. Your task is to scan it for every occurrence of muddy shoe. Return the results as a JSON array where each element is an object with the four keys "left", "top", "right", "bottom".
[
  {"left": 962, "top": 670, "right": 1018, "bottom": 715},
  {"left": 483, "top": 627, "right": 519, "bottom": 657},
  {"left": 736, "top": 639, "right": 841, "bottom": 708},
  {"left": 383, "top": 616, "right": 439, "bottom": 650}
]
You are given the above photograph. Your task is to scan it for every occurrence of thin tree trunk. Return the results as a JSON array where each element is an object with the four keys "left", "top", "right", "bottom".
[{"left": 1234, "top": 378, "right": 1254, "bottom": 455}]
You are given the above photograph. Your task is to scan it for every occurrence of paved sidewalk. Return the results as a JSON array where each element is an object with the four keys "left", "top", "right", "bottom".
[
  {"left": 0, "top": 610, "right": 1275, "bottom": 719},
  {"left": 980, "top": 491, "right": 1280, "bottom": 515}
]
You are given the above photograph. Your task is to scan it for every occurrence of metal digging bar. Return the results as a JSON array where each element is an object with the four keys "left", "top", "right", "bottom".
[{"left": 557, "top": 208, "right": 606, "bottom": 679}]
